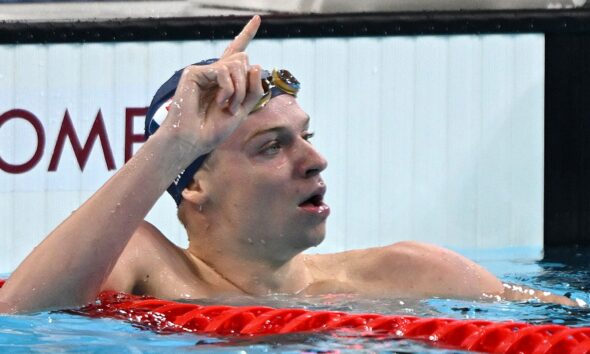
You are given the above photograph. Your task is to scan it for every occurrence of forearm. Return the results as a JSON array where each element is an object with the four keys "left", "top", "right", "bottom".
[
  {"left": 0, "top": 131, "right": 195, "bottom": 313},
  {"left": 500, "top": 283, "right": 581, "bottom": 307}
]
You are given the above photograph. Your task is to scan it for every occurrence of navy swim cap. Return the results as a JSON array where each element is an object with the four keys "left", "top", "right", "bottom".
[
  {"left": 145, "top": 59, "right": 216, "bottom": 206},
  {"left": 144, "top": 59, "right": 298, "bottom": 206}
]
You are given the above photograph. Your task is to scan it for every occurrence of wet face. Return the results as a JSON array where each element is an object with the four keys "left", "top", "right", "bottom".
[{"left": 198, "top": 95, "right": 329, "bottom": 261}]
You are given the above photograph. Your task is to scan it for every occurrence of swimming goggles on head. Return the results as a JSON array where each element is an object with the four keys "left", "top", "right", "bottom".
[{"left": 251, "top": 69, "right": 301, "bottom": 112}]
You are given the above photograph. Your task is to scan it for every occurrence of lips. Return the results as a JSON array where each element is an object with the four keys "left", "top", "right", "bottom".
[{"left": 298, "top": 185, "right": 330, "bottom": 217}]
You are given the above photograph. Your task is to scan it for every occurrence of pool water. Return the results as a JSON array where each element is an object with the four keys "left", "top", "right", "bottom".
[{"left": 1, "top": 246, "right": 590, "bottom": 353}]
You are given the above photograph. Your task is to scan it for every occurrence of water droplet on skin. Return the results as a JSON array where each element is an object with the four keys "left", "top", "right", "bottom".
[{"left": 247, "top": 238, "right": 253, "bottom": 244}]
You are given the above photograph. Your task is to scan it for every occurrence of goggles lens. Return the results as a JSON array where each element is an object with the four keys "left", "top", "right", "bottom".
[{"left": 251, "top": 69, "right": 300, "bottom": 112}]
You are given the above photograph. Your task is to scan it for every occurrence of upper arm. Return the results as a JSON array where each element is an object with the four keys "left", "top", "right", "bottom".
[
  {"left": 101, "top": 221, "right": 166, "bottom": 294},
  {"left": 395, "top": 241, "right": 505, "bottom": 297},
  {"left": 350, "top": 241, "right": 504, "bottom": 299},
  {"left": 386, "top": 243, "right": 579, "bottom": 305}
]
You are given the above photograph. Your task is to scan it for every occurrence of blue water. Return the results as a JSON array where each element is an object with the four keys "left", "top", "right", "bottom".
[{"left": 1, "top": 246, "right": 589, "bottom": 353}]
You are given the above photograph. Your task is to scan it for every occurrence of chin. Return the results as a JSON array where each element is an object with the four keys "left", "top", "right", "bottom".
[
  {"left": 312, "top": 231, "right": 326, "bottom": 246},
  {"left": 284, "top": 222, "right": 326, "bottom": 252},
  {"left": 285, "top": 231, "right": 324, "bottom": 253},
  {"left": 304, "top": 226, "right": 326, "bottom": 248}
]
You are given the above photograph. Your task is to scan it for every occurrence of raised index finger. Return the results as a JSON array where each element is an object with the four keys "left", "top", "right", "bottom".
[{"left": 222, "top": 15, "right": 261, "bottom": 58}]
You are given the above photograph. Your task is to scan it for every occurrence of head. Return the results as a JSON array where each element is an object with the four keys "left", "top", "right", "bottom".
[{"left": 146, "top": 62, "right": 330, "bottom": 262}]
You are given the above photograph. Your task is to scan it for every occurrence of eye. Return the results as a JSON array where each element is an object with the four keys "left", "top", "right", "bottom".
[
  {"left": 260, "top": 140, "right": 281, "bottom": 155},
  {"left": 302, "top": 132, "right": 315, "bottom": 142}
]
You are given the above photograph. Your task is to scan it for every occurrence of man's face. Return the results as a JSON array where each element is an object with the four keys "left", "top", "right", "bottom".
[{"left": 199, "top": 95, "right": 329, "bottom": 261}]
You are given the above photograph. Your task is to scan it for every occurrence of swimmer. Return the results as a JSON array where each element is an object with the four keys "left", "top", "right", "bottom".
[{"left": 0, "top": 16, "right": 577, "bottom": 313}]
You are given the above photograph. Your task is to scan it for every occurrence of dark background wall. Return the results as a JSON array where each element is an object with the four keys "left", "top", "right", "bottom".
[{"left": 545, "top": 33, "right": 590, "bottom": 247}]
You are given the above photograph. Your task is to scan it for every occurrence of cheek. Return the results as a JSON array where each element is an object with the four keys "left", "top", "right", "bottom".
[
  {"left": 250, "top": 177, "right": 287, "bottom": 199},
  {"left": 213, "top": 156, "right": 294, "bottom": 207},
  {"left": 247, "top": 176, "right": 294, "bottom": 211}
]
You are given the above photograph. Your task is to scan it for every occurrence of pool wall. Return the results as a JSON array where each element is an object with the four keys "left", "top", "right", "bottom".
[{"left": 0, "top": 11, "right": 570, "bottom": 273}]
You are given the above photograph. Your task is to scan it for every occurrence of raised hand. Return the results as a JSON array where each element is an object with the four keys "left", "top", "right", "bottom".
[{"left": 159, "top": 16, "right": 265, "bottom": 158}]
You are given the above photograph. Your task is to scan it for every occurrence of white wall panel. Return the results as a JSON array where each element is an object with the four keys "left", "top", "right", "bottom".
[
  {"left": 413, "top": 37, "right": 449, "bottom": 245},
  {"left": 45, "top": 44, "right": 82, "bottom": 236},
  {"left": 310, "top": 38, "right": 348, "bottom": 254},
  {"left": 446, "top": 36, "right": 482, "bottom": 248},
  {"left": 0, "top": 45, "right": 15, "bottom": 273},
  {"left": 80, "top": 43, "right": 115, "bottom": 193},
  {"left": 0, "top": 34, "right": 545, "bottom": 272},
  {"left": 46, "top": 44, "right": 81, "bottom": 192},
  {"left": 510, "top": 35, "right": 544, "bottom": 247},
  {"left": 12, "top": 46, "right": 47, "bottom": 265},
  {"left": 479, "top": 36, "right": 515, "bottom": 248},
  {"left": 0, "top": 46, "right": 15, "bottom": 195},
  {"left": 380, "top": 38, "right": 416, "bottom": 247},
  {"left": 345, "top": 38, "right": 382, "bottom": 250},
  {"left": 13, "top": 45, "right": 47, "bottom": 193}
]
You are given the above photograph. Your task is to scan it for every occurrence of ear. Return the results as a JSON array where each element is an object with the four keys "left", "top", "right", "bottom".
[{"left": 181, "top": 171, "right": 210, "bottom": 207}]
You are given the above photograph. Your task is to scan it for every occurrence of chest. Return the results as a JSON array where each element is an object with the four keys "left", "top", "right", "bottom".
[{"left": 137, "top": 260, "right": 242, "bottom": 300}]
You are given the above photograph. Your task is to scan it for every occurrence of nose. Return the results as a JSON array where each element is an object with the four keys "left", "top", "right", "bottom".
[{"left": 296, "top": 139, "right": 328, "bottom": 178}]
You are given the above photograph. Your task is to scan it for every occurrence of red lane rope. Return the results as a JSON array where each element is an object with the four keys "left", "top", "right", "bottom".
[
  {"left": 76, "top": 291, "right": 590, "bottom": 353},
  {"left": 2, "top": 279, "right": 590, "bottom": 353}
]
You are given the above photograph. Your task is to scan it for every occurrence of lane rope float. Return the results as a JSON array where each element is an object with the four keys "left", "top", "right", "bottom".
[{"left": 2, "top": 280, "right": 589, "bottom": 353}]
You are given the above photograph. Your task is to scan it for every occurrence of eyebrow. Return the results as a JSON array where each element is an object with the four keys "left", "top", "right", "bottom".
[{"left": 243, "top": 115, "right": 310, "bottom": 145}]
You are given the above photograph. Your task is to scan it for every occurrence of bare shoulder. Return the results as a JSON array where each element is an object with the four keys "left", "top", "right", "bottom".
[
  {"left": 308, "top": 242, "right": 504, "bottom": 298},
  {"left": 120, "top": 220, "right": 178, "bottom": 260},
  {"left": 101, "top": 221, "right": 182, "bottom": 294},
  {"left": 309, "top": 241, "right": 445, "bottom": 271}
]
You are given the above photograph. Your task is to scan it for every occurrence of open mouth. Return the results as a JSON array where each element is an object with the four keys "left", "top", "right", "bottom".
[
  {"left": 298, "top": 184, "right": 330, "bottom": 217},
  {"left": 299, "top": 194, "right": 324, "bottom": 208},
  {"left": 298, "top": 192, "right": 330, "bottom": 217}
]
